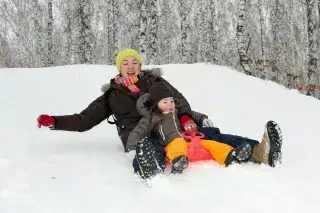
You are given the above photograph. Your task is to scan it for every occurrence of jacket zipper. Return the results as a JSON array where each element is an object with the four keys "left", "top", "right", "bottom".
[
  {"left": 172, "top": 112, "right": 184, "bottom": 138},
  {"left": 159, "top": 124, "right": 166, "bottom": 140}
]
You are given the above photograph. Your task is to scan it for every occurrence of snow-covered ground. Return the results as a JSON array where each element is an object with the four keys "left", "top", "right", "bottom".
[{"left": 1, "top": 63, "right": 320, "bottom": 213}]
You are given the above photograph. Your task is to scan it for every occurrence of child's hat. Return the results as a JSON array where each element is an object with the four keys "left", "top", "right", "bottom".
[{"left": 149, "top": 82, "right": 174, "bottom": 106}]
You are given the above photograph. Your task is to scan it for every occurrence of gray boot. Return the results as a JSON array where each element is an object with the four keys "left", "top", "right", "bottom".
[
  {"left": 136, "top": 137, "right": 163, "bottom": 179},
  {"left": 225, "top": 142, "right": 253, "bottom": 167},
  {"left": 252, "top": 121, "right": 283, "bottom": 167},
  {"left": 171, "top": 155, "right": 188, "bottom": 174}
]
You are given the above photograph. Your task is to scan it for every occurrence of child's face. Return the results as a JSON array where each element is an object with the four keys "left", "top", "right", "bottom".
[{"left": 157, "top": 97, "right": 175, "bottom": 114}]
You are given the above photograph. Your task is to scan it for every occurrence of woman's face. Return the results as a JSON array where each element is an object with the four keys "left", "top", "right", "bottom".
[
  {"left": 157, "top": 97, "right": 176, "bottom": 114},
  {"left": 120, "top": 56, "right": 141, "bottom": 78}
]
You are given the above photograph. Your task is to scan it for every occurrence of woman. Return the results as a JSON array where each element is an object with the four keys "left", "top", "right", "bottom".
[{"left": 37, "top": 48, "right": 282, "bottom": 179}]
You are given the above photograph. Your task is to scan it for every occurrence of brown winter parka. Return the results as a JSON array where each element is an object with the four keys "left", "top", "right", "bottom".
[{"left": 51, "top": 68, "right": 195, "bottom": 152}]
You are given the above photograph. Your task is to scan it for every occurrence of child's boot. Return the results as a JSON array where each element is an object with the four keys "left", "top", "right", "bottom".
[
  {"left": 225, "top": 142, "right": 253, "bottom": 166},
  {"left": 136, "top": 137, "right": 163, "bottom": 179},
  {"left": 171, "top": 155, "right": 188, "bottom": 174},
  {"left": 164, "top": 138, "right": 189, "bottom": 174}
]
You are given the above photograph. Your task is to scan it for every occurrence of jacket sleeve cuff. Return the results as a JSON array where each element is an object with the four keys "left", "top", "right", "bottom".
[{"left": 49, "top": 116, "right": 57, "bottom": 130}]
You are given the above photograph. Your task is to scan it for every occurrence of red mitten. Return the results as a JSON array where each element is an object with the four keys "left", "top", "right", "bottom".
[
  {"left": 37, "top": 114, "right": 55, "bottom": 128},
  {"left": 180, "top": 114, "right": 197, "bottom": 137}
]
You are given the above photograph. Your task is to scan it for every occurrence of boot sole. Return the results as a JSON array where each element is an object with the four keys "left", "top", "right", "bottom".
[
  {"left": 266, "top": 121, "right": 283, "bottom": 167},
  {"left": 225, "top": 143, "right": 252, "bottom": 166},
  {"left": 236, "top": 143, "right": 253, "bottom": 161},
  {"left": 136, "top": 137, "right": 162, "bottom": 179},
  {"left": 171, "top": 156, "right": 188, "bottom": 174}
]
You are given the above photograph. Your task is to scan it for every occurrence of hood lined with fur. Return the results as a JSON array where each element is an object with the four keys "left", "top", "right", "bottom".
[{"left": 136, "top": 93, "right": 151, "bottom": 117}]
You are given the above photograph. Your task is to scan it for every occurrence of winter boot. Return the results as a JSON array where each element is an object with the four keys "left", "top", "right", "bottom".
[
  {"left": 136, "top": 137, "right": 163, "bottom": 179},
  {"left": 251, "top": 120, "right": 283, "bottom": 167},
  {"left": 225, "top": 142, "right": 253, "bottom": 166},
  {"left": 171, "top": 155, "right": 188, "bottom": 174}
]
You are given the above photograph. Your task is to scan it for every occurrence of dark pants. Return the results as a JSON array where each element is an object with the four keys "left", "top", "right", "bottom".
[
  {"left": 132, "top": 126, "right": 259, "bottom": 174},
  {"left": 198, "top": 126, "right": 259, "bottom": 148}
]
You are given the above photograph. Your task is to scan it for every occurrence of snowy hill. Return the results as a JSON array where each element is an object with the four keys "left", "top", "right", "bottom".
[{"left": 1, "top": 64, "right": 320, "bottom": 213}]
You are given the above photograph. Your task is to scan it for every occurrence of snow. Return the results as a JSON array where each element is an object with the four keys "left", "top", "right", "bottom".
[{"left": 1, "top": 63, "right": 320, "bottom": 213}]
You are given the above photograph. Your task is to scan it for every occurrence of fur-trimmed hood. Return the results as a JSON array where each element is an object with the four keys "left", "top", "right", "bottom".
[
  {"left": 136, "top": 93, "right": 151, "bottom": 117},
  {"left": 100, "top": 68, "right": 163, "bottom": 93}
]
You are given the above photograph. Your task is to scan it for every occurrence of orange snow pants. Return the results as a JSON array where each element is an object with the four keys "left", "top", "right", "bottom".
[{"left": 164, "top": 137, "right": 234, "bottom": 165}]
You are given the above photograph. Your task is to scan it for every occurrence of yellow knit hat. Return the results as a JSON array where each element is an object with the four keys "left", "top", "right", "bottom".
[{"left": 115, "top": 49, "right": 142, "bottom": 72}]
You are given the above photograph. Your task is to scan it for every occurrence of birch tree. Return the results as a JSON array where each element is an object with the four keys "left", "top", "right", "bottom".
[
  {"left": 147, "top": 0, "right": 159, "bottom": 64},
  {"left": 61, "top": 1, "right": 73, "bottom": 64},
  {"left": 258, "top": 0, "right": 266, "bottom": 78},
  {"left": 47, "top": 0, "right": 54, "bottom": 66},
  {"left": 179, "top": 0, "right": 190, "bottom": 63},
  {"left": 236, "top": 0, "right": 253, "bottom": 75},
  {"left": 157, "top": 0, "right": 181, "bottom": 64},
  {"left": 107, "top": 0, "right": 119, "bottom": 64},
  {"left": 193, "top": 0, "right": 212, "bottom": 63},
  {"left": 305, "top": 0, "right": 319, "bottom": 96},
  {"left": 208, "top": 0, "right": 217, "bottom": 64},
  {"left": 139, "top": 0, "right": 148, "bottom": 63},
  {"left": 74, "top": 0, "right": 96, "bottom": 64}
]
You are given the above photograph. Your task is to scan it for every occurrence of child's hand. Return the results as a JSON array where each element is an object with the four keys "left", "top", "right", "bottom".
[
  {"left": 184, "top": 121, "right": 197, "bottom": 136},
  {"left": 180, "top": 114, "right": 197, "bottom": 136}
]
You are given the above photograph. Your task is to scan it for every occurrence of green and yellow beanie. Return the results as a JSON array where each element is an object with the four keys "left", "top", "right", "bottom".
[{"left": 115, "top": 49, "right": 142, "bottom": 72}]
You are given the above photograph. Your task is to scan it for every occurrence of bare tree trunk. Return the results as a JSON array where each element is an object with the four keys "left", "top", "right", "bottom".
[
  {"left": 305, "top": 0, "right": 319, "bottom": 96},
  {"left": 236, "top": 0, "right": 253, "bottom": 75},
  {"left": 179, "top": 0, "right": 189, "bottom": 63},
  {"left": 258, "top": 0, "right": 266, "bottom": 78},
  {"left": 148, "top": 0, "right": 159, "bottom": 64},
  {"left": 76, "top": 0, "right": 95, "bottom": 64},
  {"left": 107, "top": 0, "right": 119, "bottom": 63},
  {"left": 209, "top": 0, "right": 217, "bottom": 64},
  {"left": 78, "top": 2, "right": 88, "bottom": 63},
  {"left": 65, "top": 2, "right": 72, "bottom": 64},
  {"left": 113, "top": 0, "right": 119, "bottom": 58},
  {"left": 194, "top": 1, "right": 203, "bottom": 62},
  {"left": 269, "top": 0, "right": 285, "bottom": 83},
  {"left": 47, "top": 0, "right": 54, "bottom": 66},
  {"left": 31, "top": 0, "right": 43, "bottom": 67},
  {"left": 107, "top": 0, "right": 115, "bottom": 64},
  {"left": 139, "top": 0, "right": 148, "bottom": 63},
  {"left": 319, "top": 0, "right": 320, "bottom": 29}
]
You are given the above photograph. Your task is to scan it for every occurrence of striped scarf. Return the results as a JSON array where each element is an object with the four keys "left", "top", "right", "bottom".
[{"left": 114, "top": 73, "right": 144, "bottom": 93}]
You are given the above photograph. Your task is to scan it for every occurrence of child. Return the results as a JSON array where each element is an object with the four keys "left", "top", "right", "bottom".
[{"left": 127, "top": 82, "right": 253, "bottom": 175}]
